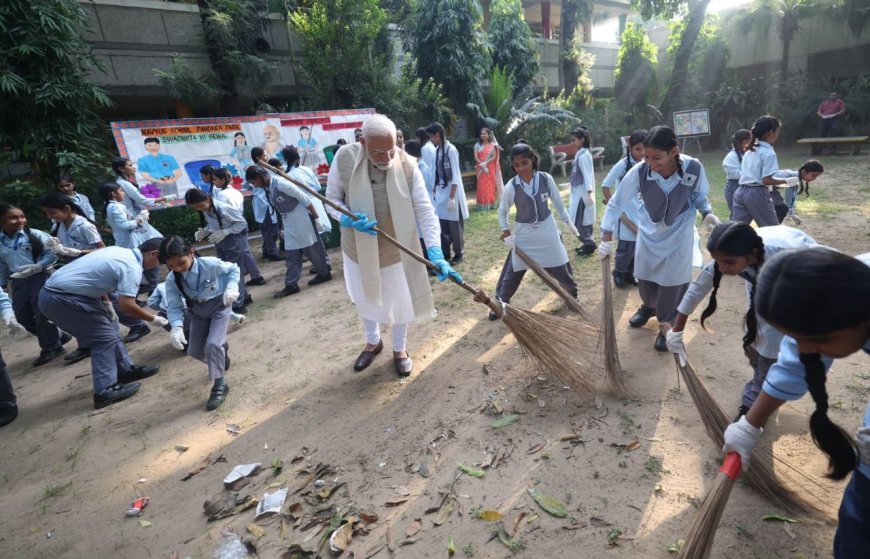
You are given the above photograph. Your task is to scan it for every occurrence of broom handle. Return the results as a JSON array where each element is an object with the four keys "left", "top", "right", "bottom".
[
  {"left": 258, "top": 162, "right": 504, "bottom": 315},
  {"left": 512, "top": 245, "right": 588, "bottom": 318},
  {"left": 619, "top": 213, "right": 638, "bottom": 235}
]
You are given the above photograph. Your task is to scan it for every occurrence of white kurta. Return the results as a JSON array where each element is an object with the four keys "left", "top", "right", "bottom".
[
  {"left": 432, "top": 142, "right": 469, "bottom": 221},
  {"left": 601, "top": 154, "right": 712, "bottom": 286},
  {"left": 499, "top": 172, "right": 571, "bottom": 271},
  {"left": 568, "top": 148, "right": 596, "bottom": 227}
]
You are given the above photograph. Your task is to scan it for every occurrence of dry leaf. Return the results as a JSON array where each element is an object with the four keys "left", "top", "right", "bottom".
[
  {"left": 363, "top": 543, "right": 385, "bottom": 559},
  {"left": 406, "top": 519, "right": 422, "bottom": 537},
  {"left": 491, "top": 414, "right": 519, "bottom": 429},
  {"left": 626, "top": 440, "right": 641, "bottom": 452},
  {"left": 394, "top": 486, "right": 410, "bottom": 496},
  {"left": 246, "top": 524, "right": 265, "bottom": 539},
  {"left": 477, "top": 510, "right": 503, "bottom": 521},
  {"left": 399, "top": 538, "right": 418, "bottom": 547},
  {"left": 329, "top": 522, "right": 353, "bottom": 553},
  {"left": 138, "top": 519, "right": 152, "bottom": 528},
  {"left": 511, "top": 512, "right": 526, "bottom": 537},
  {"left": 419, "top": 449, "right": 432, "bottom": 478},
  {"left": 385, "top": 497, "right": 409, "bottom": 507},
  {"left": 590, "top": 517, "right": 612, "bottom": 527},
  {"left": 174, "top": 444, "right": 189, "bottom": 453},
  {"left": 358, "top": 511, "right": 378, "bottom": 524},
  {"left": 386, "top": 525, "right": 396, "bottom": 552},
  {"left": 433, "top": 498, "right": 454, "bottom": 526},
  {"left": 526, "top": 443, "right": 544, "bottom": 455}
]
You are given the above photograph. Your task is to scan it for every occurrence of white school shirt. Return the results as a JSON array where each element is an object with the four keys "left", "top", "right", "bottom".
[
  {"left": 738, "top": 141, "right": 779, "bottom": 186},
  {"left": 432, "top": 141, "right": 469, "bottom": 221},
  {"left": 600, "top": 157, "right": 640, "bottom": 242},
  {"left": 722, "top": 149, "right": 742, "bottom": 181},
  {"left": 601, "top": 154, "right": 712, "bottom": 286},
  {"left": 106, "top": 201, "right": 161, "bottom": 249},
  {"left": 421, "top": 142, "right": 437, "bottom": 181},
  {"left": 115, "top": 176, "right": 156, "bottom": 214},
  {"left": 288, "top": 165, "right": 332, "bottom": 233},
  {"left": 568, "top": 147, "right": 596, "bottom": 227},
  {"left": 269, "top": 175, "right": 318, "bottom": 250},
  {"left": 70, "top": 192, "right": 96, "bottom": 221},
  {"left": 213, "top": 186, "right": 244, "bottom": 211},
  {"left": 677, "top": 226, "right": 818, "bottom": 358},
  {"left": 57, "top": 216, "right": 102, "bottom": 250},
  {"left": 498, "top": 171, "right": 571, "bottom": 270},
  {"left": 45, "top": 246, "right": 143, "bottom": 298}
]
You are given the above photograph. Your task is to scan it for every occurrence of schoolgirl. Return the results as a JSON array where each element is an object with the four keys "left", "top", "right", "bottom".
[
  {"left": 56, "top": 173, "right": 96, "bottom": 221},
  {"left": 599, "top": 129, "right": 647, "bottom": 287},
  {"left": 244, "top": 166, "right": 331, "bottom": 298},
  {"left": 600, "top": 126, "right": 721, "bottom": 351},
  {"left": 42, "top": 192, "right": 103, "bottom": 258},
  {"left": 244, "top": 159, "right": 282, "bottom": 262},
  {"left": 568, "top": 127, "right": 597, "bottom": 256},
  {"left": 666, "top": 222, "right": 817, "bottom": 417},
  {"left": 283, "top": 147, "right": 333, "bottom": 273},
  {"left": 489, "top": 144, "right": 581, "bottom": 320},
  {"left": 198, "top": 165, "right": 215, "bottom": 194},
  {"left": 185, "top": 188, "right": 251, "bottom": 314},
  {"left": 112, "top": 157, "right": 166, "bottom": 214},
  {"left": 149, "top": 281, "right": 245, "bottom": 335},
  {"left": 722, "top": 129, "right": 751, "bottom": 216},
  {"left": 0, "top": 203, "right": 68, "bottom": 366},
  {"left": 426, "top": 122, "right": 469, "bottom": 264},
  {"left": 212, "top": 168, "right": 265, "bottom": 287},
  {"left": 733, "top": 115, "right": 792, "bottom": 226},
  {"left": 773, "top": 160, "right": 824, "bottom": 225},
  {"left": 160, "top": 236, "right": 240, "bottom": 411},
  {"left": 722, "top": 248, "right": 870, "bottom": 558}
]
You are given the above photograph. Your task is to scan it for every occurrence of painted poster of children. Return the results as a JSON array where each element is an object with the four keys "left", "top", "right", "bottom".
[
  {"left": 260, "top": 124, "right": 285, "bottom": 162},
  {"left": 229, "top": 132, "right": 253, "bottom": 172},
  {"left": 297, "top": 125, "right": 323, "bottom": 170}
]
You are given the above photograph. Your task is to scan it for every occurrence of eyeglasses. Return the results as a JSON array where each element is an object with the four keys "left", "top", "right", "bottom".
[{"left": 369, "top": 148, "right": 395, "bottom": 158}]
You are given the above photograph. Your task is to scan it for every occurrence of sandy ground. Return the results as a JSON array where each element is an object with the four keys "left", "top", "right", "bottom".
[{"left": 0, "top": 150, "right": 868, "bottom": 559}]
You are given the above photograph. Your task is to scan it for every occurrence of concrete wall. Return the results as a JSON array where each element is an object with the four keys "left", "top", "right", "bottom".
[{"left": 533, "top": 38, "right": 619, "bottom": 92}]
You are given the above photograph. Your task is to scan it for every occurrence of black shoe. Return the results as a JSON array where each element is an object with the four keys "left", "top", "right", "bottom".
[
  {"left": 243, "top": 294, "right": 253, "bottom": 305},
  {"left": 628, "top": 306, "right": 656, "bottom": 328},
  {"left": 93, "top": 382, "right": 140, "bottom": 409},
  {"left": 488, "top": 310, "right": 500, "bottom": 321},
  {"left": 654, "top": 332, "right": 667, "bottom": 352},
  {"left": 206, "top": 382, "right": 229, "bottom": 411},
  {"left": 612, "top": 271, "right": 628, "bottom": 288},
  {"left": 124, "top": 325, "right": 151, "bottom": 344},
  {"left": 263, "top": 254, "right": 283, "bottom": 262},
  {"left": 0, "top": 406, "right": 18, "bottom": 428},
  {"left": 734, "top": 405, "right": 750, "bottom": 422},
  {"left": 308, "top": 273, "right": 333, "bottom": 286},
  {"left": 118, "top": 365, "right": 160, "bottom": 384},
  {"left": 308, "top": 267, "right": 317, "bottom": 275},
  {"left": 450, "top": 255, "right": 463, "bottom": 264},
  {"left": 232, "top": 305, "right": 248, "bottom": 315},
  {"left": 575, "top": 245, "right": 596, "bottom": 256},
  {"left": 224, "top": 343, "right": 230, "bottom": 371},
  {"left": 246, "top": 277, "right": 267, "bottom": 286},
  {"left": 59, "top": 332, "right": 73, "bottom": 346},
  {"left": 353, "top": 340, "right": 384, "bottom": 372},
  {"left": 64, "top": 347, "right": 91, "bottom": 364},
  {"left": 32, "top": 347, "right": 65, "bottom": 367},
  {"left": 274, "top": 284, "right": 300, "bottom": 298}
]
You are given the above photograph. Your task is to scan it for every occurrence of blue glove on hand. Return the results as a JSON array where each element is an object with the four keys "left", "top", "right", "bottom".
[
  {"left": 340, "top": 212, "right": 378, "bottom": 236},
  {"left": 427, "top": 247, "right": 462, "bottom": 283}
]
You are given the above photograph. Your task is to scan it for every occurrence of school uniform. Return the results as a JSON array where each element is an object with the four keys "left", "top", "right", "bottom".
[
  {"left": 773, "top": 169, "right": 801, "bottom": 220},
  {"left": 213, "top": 186, "right": 262, "bottom": 282},
  {"left": 105, "top": 199, "right": 163, "bottom": 291},
  {"left": 69, "top": 192, "right": 96, "bottom": 221},
  {"left": 601, "top": 154, "right": 714, "bottom": 326},
  {"left": 201, "top": 198, "right": 251, "bottom": 313},
  {"left": 148, "top": 282, "right": 190, "bottom": 336},
  {"left": 496, "top": 172, "right": 577, "bottom": 303},
  {"left": 601, "top": 157, "right": 641, "bottom": 278},
  {"left": 246, "top": 180, "right": 281, "bottom": 259},
  {"left": 116, "top": 176, "right": 157, "bottom": 214},
  {"left": 269, "top": 175, "right": 329, "bottom": 289},
  {"left": 0, "top": 229, "right": 63, "bottom": 353},
  {"left": 432, "top": 140, "right": 469, "bottom": 261},
  {"left": 421, "top": 141, "right": 437, "bottom": 181},
  {"left": 721, "top": 149, "right": 742, "bottom": 217},
  {"left": 568, "top": 147, "right": 597, "bottom": 253},
  {"left": 288, "top": 165, "right": 333, "bottom": 269},
  {"left": 0, "top": 286, "right": 16, "bottom": 417},
  {"left": 677, "top": 226, "right": 817, "bottom": 407},
  {"left": 165, "top": 257, "right": 239, "bottom": 381},
  {"left": 733, "top": 141, "right": 779, "bottom": 226},
  {"left": 38, "top": 247, "right": 149, "bottom": 395}
]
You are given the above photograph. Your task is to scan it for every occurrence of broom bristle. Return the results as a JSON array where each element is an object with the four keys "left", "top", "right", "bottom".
[
  {"left": 601, "top": 257, "right": 629, "bottom": 397},
  {"left": 676, "top": 454, "right": 742, "bottom": 559},
  {"left": 675, "top": 356, "right": 831, "bottom": 516},
  {"left": 501, "top": 304, "right": 601, "bottom": 392}
]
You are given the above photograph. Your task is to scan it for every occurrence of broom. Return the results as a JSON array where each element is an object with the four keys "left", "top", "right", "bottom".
[
  {"left": 669, "top": 352, "right": 830, "bottom": 516},
  {"left": 259, "top": 162, "right": 600, "bottom": 392},
  {"left": 675, "top": 452, "right": 742, "bottom": 559},
  {"left": 512, "top": 245, "right": 590, "bottom": 319},
  {"left": 600, "top": 255, "right": 628, "bottom": 396}
]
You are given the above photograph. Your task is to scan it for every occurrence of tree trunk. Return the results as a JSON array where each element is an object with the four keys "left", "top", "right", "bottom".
[
  {"left": 559, "top": 0, "right": 590, "bottom": 96},
  {"left": 197, "top": 0, "right": 242, "bottom": 115},
  {"left": 658, "top": 0, "right": 712, "bottom": 121},
  {"left": 779, "top": 37, "right": 791, "bottom": 82}
]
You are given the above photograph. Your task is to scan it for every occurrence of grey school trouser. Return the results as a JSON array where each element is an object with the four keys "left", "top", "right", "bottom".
[
  {"left": 614, "top": 239, "right": 635, "bottom": 276},
  {"left": 439, "top": 216, "right": 464, "bottom": 259},
  {"left": 285, "top": 241, "right": 329, "bottom": 287},
  {"left": 732, "top": 185, "right": 778, "bottom": 227},
  {"left": 216, "top": 230, "right": 249, "bottom": 312},
  {"left": 186, "top": 296, "right": 230, "bottom": 381},
  {"left": 260, "top": 212, "right": 281, "bottom": 258},
  {"left": 724, "top": 179, "right": 739, "bottom": 217},
  {"left": 572, "top": 199, "right": 597, "bottom": 250},
  {"left": 742, "top": 347, "right": 777, "bottom": 409},
  {"left": 10, "top": 272, "right": 61, "bottom": 352},
  {"left": 38, "top": 289, "right": 133, "bottom": 393},
  {"left": 495, "top": 252, "right": 578, "bottom": 303},
  {"left": 637, "top": 280, "right": 688, "bottom": 326},
  {"left": 0, "top": 349, "right": 14, "bottom": 409}
]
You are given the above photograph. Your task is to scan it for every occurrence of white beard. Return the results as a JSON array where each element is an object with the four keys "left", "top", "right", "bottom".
[{"left": 368, "top": 157, "right": 394, "bottom": 171}]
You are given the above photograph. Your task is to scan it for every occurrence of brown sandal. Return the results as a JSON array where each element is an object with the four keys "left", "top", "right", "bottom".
[{"left": 353, "top": 340, "right": 383, "bottom": 372}]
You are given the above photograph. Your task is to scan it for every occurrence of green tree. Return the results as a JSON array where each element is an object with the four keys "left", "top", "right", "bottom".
[
  {"left": 487, "top": 0, "right": 539, "bottom": 95},
  {"left": 0, "top": 0, "right": 111, "bottom": 186},
  {"left": 411, "top": 0, "right": 491, "bottom": 109},
  {"left": 666, "top": 17, "right": 729, "bottom": 107},
  {"left": 290, "top": 0, "right": 388, "bottom": 109},
  {"left": 559, "top": 0, "right": 592, "bottom": 95},
  {"left": 613, "top": 23, "right": 658, "bottom": 111}
]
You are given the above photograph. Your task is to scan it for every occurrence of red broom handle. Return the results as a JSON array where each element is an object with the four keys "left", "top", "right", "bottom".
[{"left": 720, "top": 453, "right": 742, "bottom": 481}]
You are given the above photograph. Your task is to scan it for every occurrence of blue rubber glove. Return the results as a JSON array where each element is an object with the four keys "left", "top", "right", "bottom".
[
  {"left": 339, "top": 211, "right": 378, "bottom": 236},
  {"left": 426, "top": 247, "right": 462, "bottom": 283}
]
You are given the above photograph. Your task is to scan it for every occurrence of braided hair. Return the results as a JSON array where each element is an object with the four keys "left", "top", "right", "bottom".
[
  {"left": 747, "top": 115, "right": 780, "bottom": 151},
  {"left": 41, "top": 192, "right": 98, "bottom": 236},
  {"left": 797, "top": 160, "right": 823, "bottom": 197},
  {"left": 756, "top": 248, "right": 870, "bottom": 480},
  {"left": 699, "top": 222, "right": 765, "bottom": 352},
  {"left": 282, "top": 146, "right": 300, "bottom": 169},
  {"left": 623, "top": 129, "right": 648, "bottom": 179},
  {"left": 0, "top": 203, "right": 44, "bottom": 261},
  {"left": 730, "top": 129, "right": 751, "bottom": 162},
  {"left": 643, "top": 126, "right": 683, "bottom": 177},
  {"left": 212, "top": 168, "right": 233, "bottom": 189},
  {"left": 99, "top": 182, "right": 123, "bottom": 216},
  {"left": 184, "top": 188, "right": 216, "bottom": 229}
]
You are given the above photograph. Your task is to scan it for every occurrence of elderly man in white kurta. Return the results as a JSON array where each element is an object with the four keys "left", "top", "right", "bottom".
[{"left": 326, "top": 115, "right": 460, "bottom": 376}]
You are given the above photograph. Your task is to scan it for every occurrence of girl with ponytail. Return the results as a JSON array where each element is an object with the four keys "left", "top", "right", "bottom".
[
  {"left": 722, "top": 129, "right": 751, "bottom": 217},
  {"left": 722, "top": 247, "right": 870, "bottom": 557},
  {"left": 732, "top": 115, "right": 792, "bottom": 226},
  {"left": 772, "top": 159, "right": 824, "bottom": 225},
  {"left": 667, "top": 222, "right": 817, "bottom": 418}
]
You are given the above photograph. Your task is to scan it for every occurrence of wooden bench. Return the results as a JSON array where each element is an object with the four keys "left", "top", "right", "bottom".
[
  {"left": 796, "top": 136, "right": 868, "bottom": 156},
  {"left": 549, "top": 144, "right": 605, "bottom": 175}
]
